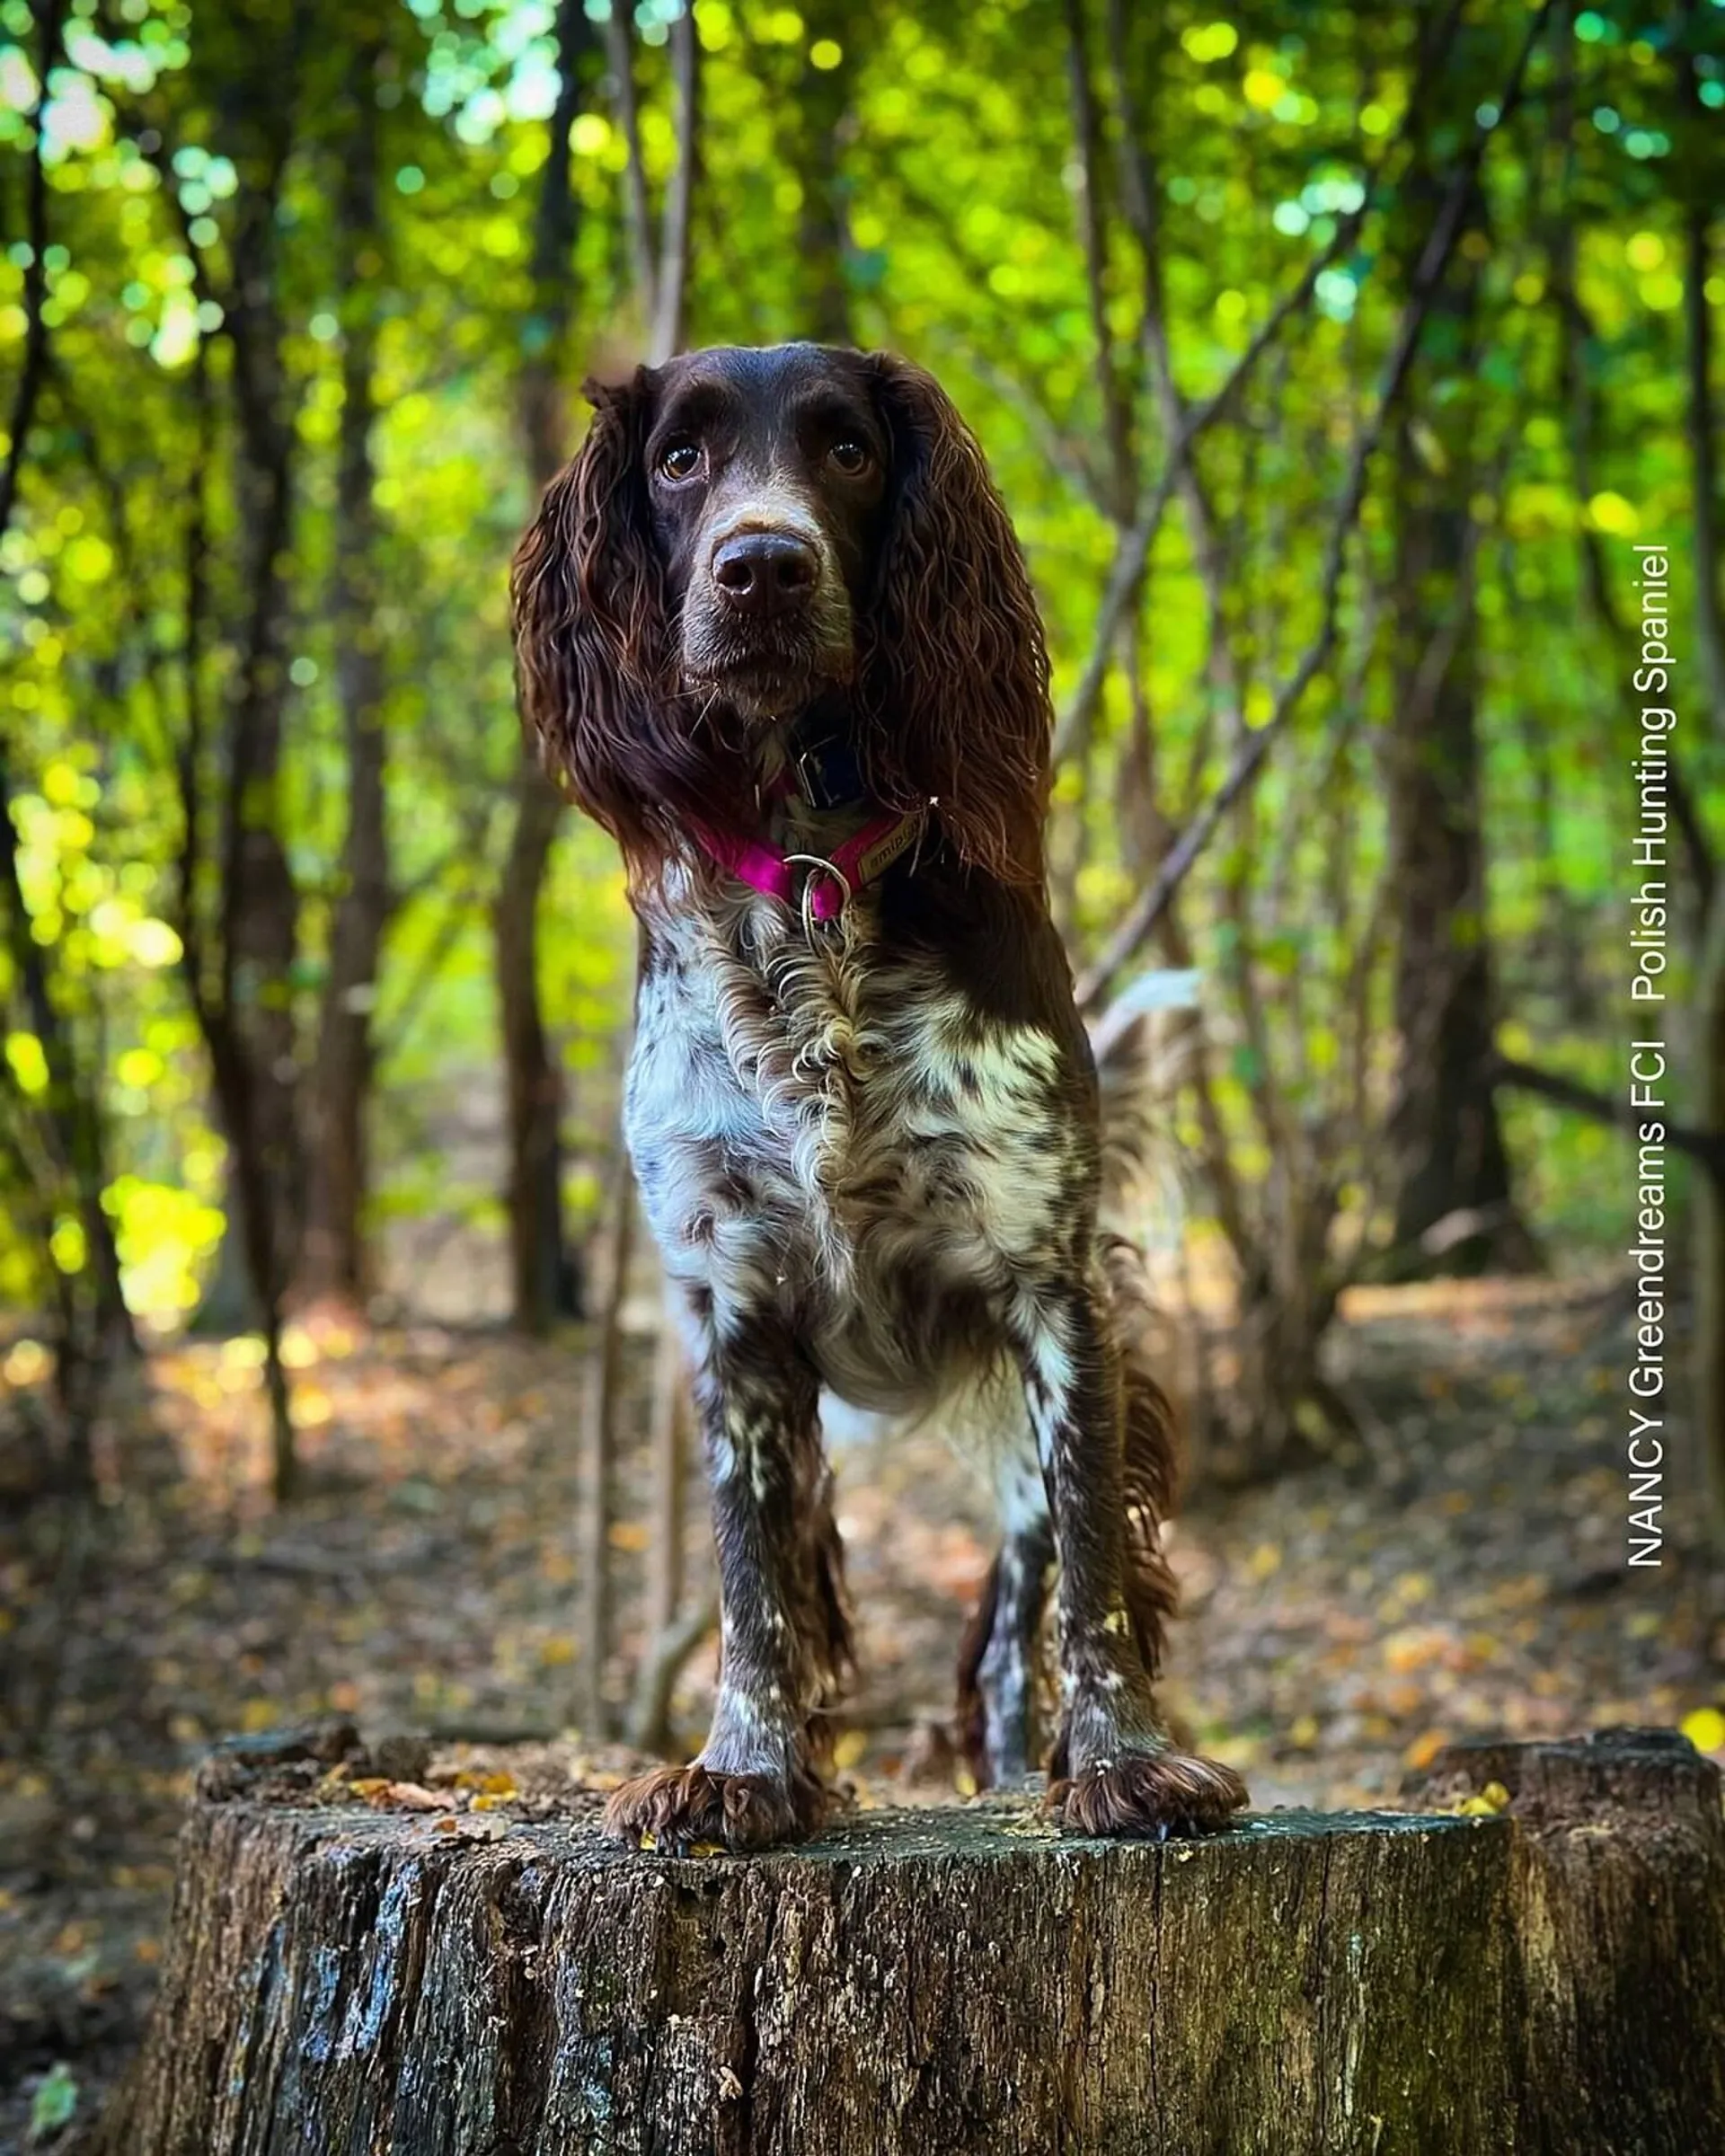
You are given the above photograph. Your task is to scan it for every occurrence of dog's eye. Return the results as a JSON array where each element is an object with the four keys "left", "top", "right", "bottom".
[
  {"left": 829, "top": 438, "right": 871, "bottom": 475},
  {"left": 658, "top": 440, "right": 702, "bottom": 482}
]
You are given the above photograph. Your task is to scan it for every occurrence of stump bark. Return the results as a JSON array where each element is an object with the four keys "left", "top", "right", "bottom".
[
  {"left": 86, "top": 1726, "right": 1724, "bottom": 2156},
  {"left": 1404, "top": 1727, "right": 1725, "bottom": 2155}
]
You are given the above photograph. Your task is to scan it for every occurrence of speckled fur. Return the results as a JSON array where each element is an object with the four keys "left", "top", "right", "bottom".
[
  {"left": 614, "top": 853, "right": 1243, "bottom": 1844},
  {"left": 510, "top": 344, "right": 1248, "bottom": 1850}
]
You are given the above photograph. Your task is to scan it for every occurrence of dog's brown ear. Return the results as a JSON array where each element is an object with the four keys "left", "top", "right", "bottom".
[
  {"left": 511, "top": 371, "right": 659, "bottom": 841},
  {"left": 860, "top": 353, "right": 1053, "bottom": 887},
  {"left": 512, "top": 368, "right": 722, "bottom": 874}
]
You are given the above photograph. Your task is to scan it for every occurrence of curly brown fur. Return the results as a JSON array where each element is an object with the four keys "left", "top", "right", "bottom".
[
  {"left": 1106, "top": 1233, "right": 1184, "bottom": 1681},
  {"left": 604, "top": 1761, "right": 831, "bottom": 1855},
  {"left": 510, "top": 374, "right": 756, "bottom": 872},
  {"left": 805, "top": 1463, "right": 854, "bottom": 1767},
  {"left": 852, "top": 354, "right": 1051, "bottom": 887},
  {"left": 1047, "top": 1748, "right": 1249, "bottom": 1841},
  {"left": 1122, "top": 1369, "right": 1182, "bottom": 1676}
]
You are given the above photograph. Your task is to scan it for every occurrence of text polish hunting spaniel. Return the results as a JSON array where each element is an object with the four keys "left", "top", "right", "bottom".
[{"left": 512, "top": 342, "right": 1248, "bottom": 1852}]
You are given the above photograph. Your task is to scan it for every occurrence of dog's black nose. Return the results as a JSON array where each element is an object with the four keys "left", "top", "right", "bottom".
[{"left": 711, "top": 530, "right": 818, "bottom": 617}]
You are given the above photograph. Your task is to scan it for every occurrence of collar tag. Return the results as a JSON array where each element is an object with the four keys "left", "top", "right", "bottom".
[{"left": 792, "top": 734, "right": 865, "bottom": 812}]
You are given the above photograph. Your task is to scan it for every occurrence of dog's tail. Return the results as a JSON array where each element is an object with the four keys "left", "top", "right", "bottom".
[{"left": 1089, "top": 967, "right": 1200, "bottom": 1241}]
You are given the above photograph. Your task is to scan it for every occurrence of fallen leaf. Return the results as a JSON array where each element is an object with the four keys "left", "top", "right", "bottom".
[
  {"left": 832, "top": 1728, "right": 868, "bottom": 1772},
  {"left": 1403, "top": 1727, "right": 1449, "bottom": 1771},
  {"left": 456, "top": 1769, "right": 518, "bottom": 1796},
  {"left": 29, "top": 2063, "right": 78, "bottom": 2137},
  {"left": 378, "top": 1781, "right": 455, "bottom": 1812}
]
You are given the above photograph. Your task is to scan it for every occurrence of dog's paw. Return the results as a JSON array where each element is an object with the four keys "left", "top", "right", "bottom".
[
  {"left": 1047, "top": 1746, "right": 1248, "bottom": 1841},
  {"left": 603, "top": 1762, "right": 828, "bottom": 1854}
]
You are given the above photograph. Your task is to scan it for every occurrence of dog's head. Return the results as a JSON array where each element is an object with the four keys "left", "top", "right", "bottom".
[{"left": 511, "top": 343, "right": 1052, "bottom": 885}]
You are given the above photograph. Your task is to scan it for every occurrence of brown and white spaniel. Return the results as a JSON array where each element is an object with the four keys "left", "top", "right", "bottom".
[{"left": 511, "top": 342, "right": 1247, "bottom": 1852}]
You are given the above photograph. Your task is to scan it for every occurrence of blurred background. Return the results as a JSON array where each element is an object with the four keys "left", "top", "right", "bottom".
[{"left": 3, "top": 0, "right": 1724, "bottom": 2138}]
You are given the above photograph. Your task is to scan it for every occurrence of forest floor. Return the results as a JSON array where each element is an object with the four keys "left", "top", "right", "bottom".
[{"left": 1, "top": 1271, "right": 1720, "bottom": 2150}]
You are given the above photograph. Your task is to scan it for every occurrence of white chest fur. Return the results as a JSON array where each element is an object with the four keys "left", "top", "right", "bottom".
[{"left": 624, "top": 888, "right": 1083, "bottom": 1413}]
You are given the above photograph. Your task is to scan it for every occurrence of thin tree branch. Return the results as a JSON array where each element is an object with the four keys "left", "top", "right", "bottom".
[
  {"left": 625, "top": 1594, "right": 717, "bottom": 1758},
  {"left": 649, "top": 3, "right": 699, "bottom": 365},
  {"left": 1102, "top": 0, "right": 1251, "bottom": 721},
  {"left": 0, "top": 739, "right": 134, "bottom": 1357},
  {"left": 1049, "top": 207, "right": 1368, "bottom": 765},
  {"left": 606, "top": 8, "right": 657, "bottom": 326},
  {"left": 960, "top": 348, "right": 1103, "bottom": 508},
  {"left": 1057, "top": 0, "right": 1468, "bottom": 774},
  {"left": 1062, "top": 0, "right": 1135, "bottom": 521},
  {"left": 0, "top": 0, "right": 65, "bottom": 546},
  {"left": 519, "top": 0, "right": 594, "bottom": 490},
  {"left": 1492, "top": 1054, "right": 1725, "bottom": 1178},
  {"left": 1075, "top": 0, "right": 1558, "bottom": 1009}
]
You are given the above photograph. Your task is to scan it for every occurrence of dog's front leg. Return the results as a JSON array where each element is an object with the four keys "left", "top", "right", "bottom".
[
  {"left": 1015, "top": 1272, "right": 1248, "bottom": 1839},
  {"left": 605, "top": 1304, "right": 836, "bottom": 1853}
]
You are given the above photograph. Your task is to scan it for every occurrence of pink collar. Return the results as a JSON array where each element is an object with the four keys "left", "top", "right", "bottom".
[{"left": 692, "top": 810, "right": 924, "bottom": 926}]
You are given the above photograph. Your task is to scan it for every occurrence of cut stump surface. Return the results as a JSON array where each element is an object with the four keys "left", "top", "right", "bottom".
[{"left": 84, "top": 1726, "right": 1724, "bottom": 2156}]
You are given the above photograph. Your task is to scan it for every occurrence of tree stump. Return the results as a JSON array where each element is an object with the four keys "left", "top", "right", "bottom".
[
  {"left": 85, "top": 1726, "right": 1723, "bottom": 2156},
  {"left": 1404, "top": 1727, "right": 1725, "bottom": 2155}
]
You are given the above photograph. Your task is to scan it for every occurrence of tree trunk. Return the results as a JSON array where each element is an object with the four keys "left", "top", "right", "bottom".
[
  {"left": 579, "top": 1162, "right": 636, "bottom": 1740},
  {"left": 86, "top": 1726, "right": 1722, "bottom": 2156},
  {"left": 495, "top": 0, "right": 593, "bottom": 1336},
  {"left": 1676, "top": 95, "right": 1725, "bottom": 1539},
  {"left": 303, "top": 57, "right": 389, "bottom": 1305},
  {"left": 1382, "top": 81, "right": 1534, "bottom": 1280},
  {"left": 648, "top": 1316, "right": 690, "bottom": 1631},
  {"left": 220, "top": 178, "right": 305, "bottom": 1306},
  {"left": 1384, "top": 408, "right": 1533, "bottom": 1275},
  {"left": 1406, "top": 1727, "right": 1725, "bottom": 2156},
  {"left": 0, "top": 741, "right": 136, "bottom": 1492},
  {"left": 648, "top": 3, "right": 698, "bottom": 367},
  {"left": 494, "top": 761, "right": 572, "bottom": 1335},
  {"left": 0, "top": 0, "right": 130, "bottom": 1420},
  {"left": 181, "top": 49, "right": 306, "bottom": 1497},
  {"left": 791, "top": 0, "right": 855, "bottom": 347},
  {"left": 626, "top": 1286, "right": 705, "bottom": 1756},
  {"left": 1696, "top": 892, "right": 1725, "bottom": 1539}
]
